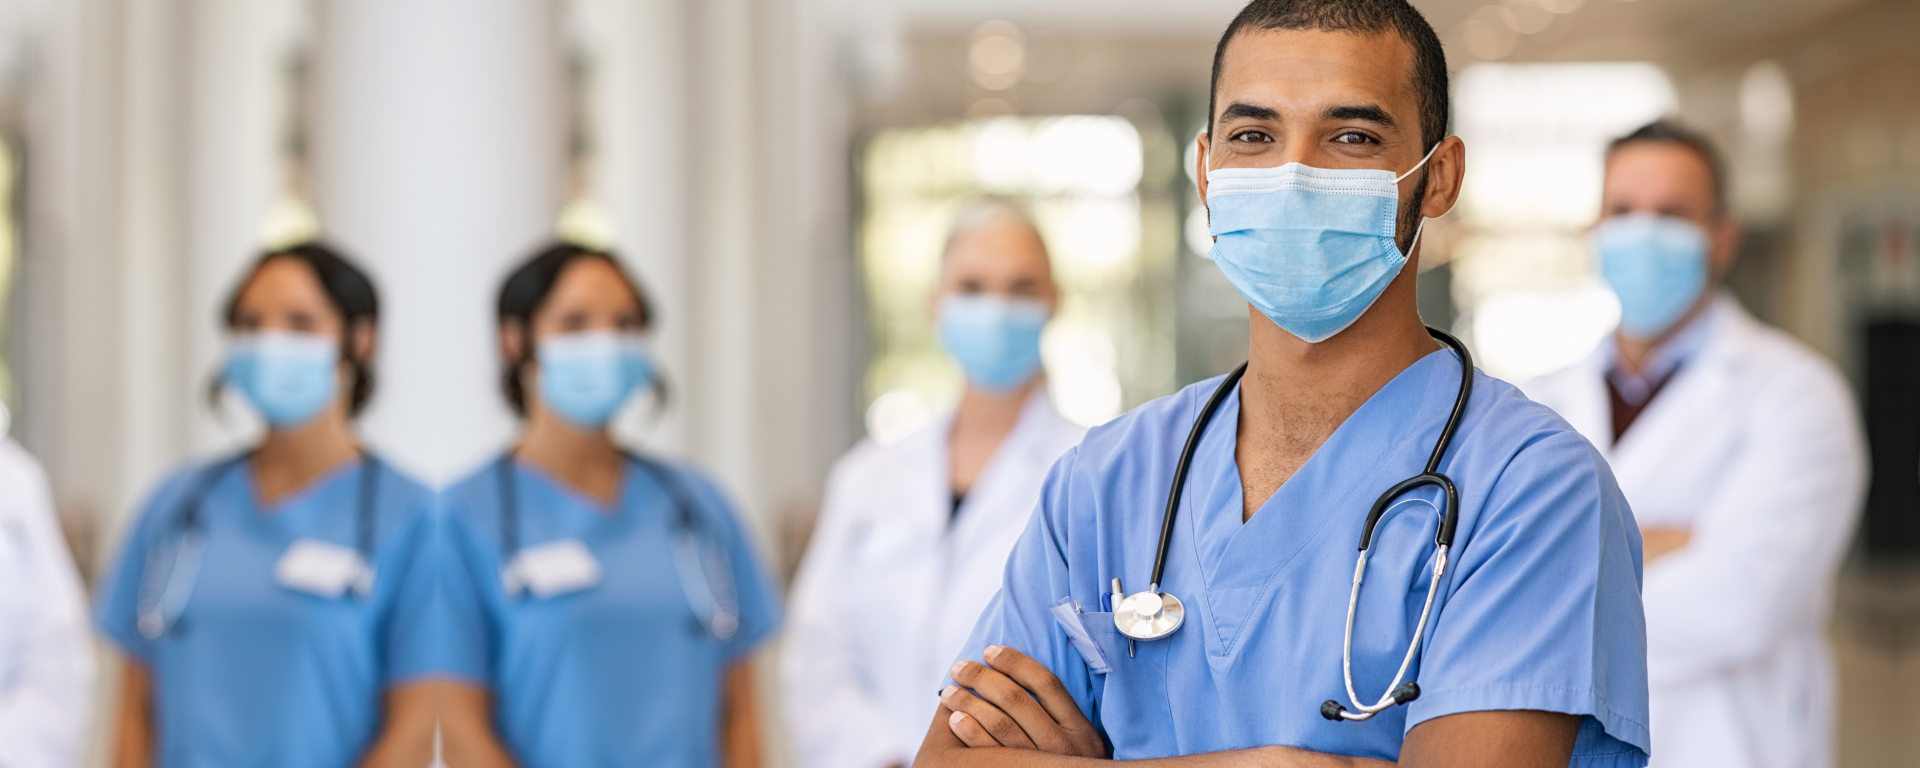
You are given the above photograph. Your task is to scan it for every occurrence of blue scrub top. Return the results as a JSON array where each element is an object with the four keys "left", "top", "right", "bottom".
[
  {"left": 434, "top": 456, "right": 781, "bottom": 768},
  {"left": 951, "top": 350, "right": 1651, "bottom": 765},
  {"left": 95, "top": 455, "right": 440, "bottom": 768}
]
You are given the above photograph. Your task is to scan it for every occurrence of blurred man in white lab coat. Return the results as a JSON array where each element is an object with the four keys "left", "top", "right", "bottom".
[
  {"left": 783, "top": 199, "right": 1086, "bottom": 768},
  {"left": 0, "top": 407, "right": 96, "bottom": 768},
  {"left": 1522, "top": 121, "right": 1866, "bottom": 768}
]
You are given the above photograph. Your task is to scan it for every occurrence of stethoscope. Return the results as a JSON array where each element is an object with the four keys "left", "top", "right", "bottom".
[
  {"left": 1109, "top": 326, "right": 1472, "bottom": 724},
  {"left": 495, "top": 452, "right": 741, "bottom": 639},
  {"left": 136, "top": 453, "right": 381, "bottom": 639}
]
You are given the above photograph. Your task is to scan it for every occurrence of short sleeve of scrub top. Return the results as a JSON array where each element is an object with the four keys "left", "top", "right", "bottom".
[
  {"left": 947, "top": 351, "right": 1651, "bottom": 766},
  {"left": 434, "top": 455, "right": 781, "bottom": 768},
  {"left": 93, "top": 455, "right": 441, "bottom": 768}
]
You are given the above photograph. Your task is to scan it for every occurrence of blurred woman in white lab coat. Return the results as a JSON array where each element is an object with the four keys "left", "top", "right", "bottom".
[
  {"left": 0, "top": 408, "right": 94, "bottom": 768},
  {"left": 1521, "top": 121, "right": 1866, "bottom": 768},
  {"left": 783, "top": 199, "right": 1085, "bottom": 768}
]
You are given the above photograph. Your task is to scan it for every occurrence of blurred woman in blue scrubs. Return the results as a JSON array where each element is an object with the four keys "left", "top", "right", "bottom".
[
  {"left": 435, "top": 242, "right": 781, "bottom": 768},
  {"left": 95, "top": 243, "right": 442, "bottom": 768}
]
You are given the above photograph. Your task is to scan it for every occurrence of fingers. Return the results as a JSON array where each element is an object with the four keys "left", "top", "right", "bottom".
[
  {"left": 946, "top": 708, "right": 1001, "bottom": 749},
  {"left": 982, "top": 645, "right": 1088, "bottom": 730},
  {"left": 941, "top": 684, "right": 1036, "bottom": 749},
  {"left": 951, "top": 658, "right": 1067, "bottom": 745}
]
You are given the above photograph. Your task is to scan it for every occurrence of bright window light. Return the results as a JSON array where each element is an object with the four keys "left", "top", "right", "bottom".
[
  {"left": 1451, "top": 62, "right": 1675, "bottom": 382},
  {"left": 860, "top": 115, "right": 1172, "bottom": 434}
]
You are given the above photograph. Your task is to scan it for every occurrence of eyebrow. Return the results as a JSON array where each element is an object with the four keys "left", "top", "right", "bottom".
[
  {"left": 1324, "top": 104, "right": 1395, "bottom": 128},
  {"left": 1219, "top": 102, "right": 1281, "bottom": 122}
]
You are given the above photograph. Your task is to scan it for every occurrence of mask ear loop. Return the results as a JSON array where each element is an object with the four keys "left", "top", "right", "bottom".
[{"left": 1394, "top": 140, "right": 1446, "bottom": 258}]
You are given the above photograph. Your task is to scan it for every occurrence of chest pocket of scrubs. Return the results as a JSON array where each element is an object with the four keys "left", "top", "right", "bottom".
[{"left": 1080, "top": 612, "right": 1177, "bottom": 759}]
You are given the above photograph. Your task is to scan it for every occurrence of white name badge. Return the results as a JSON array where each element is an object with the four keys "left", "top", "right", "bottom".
[
  {"left": 502, "top": 538, "right": 601, "bottom": 598},
  {"left": 275, "top": 539, "right": 375, "bottom": 598}
]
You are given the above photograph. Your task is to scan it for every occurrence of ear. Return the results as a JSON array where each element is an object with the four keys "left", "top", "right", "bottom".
[
  {"left": 501, "top": 319, "right": 527, "bottom": 364},
  {"left": 349, "top": 320, "right": 377, "bottom": 365},
  {"left": 1709, "top": 215, "right": 1742, "bottom": 279},
  {"left": 1420, "top": 135, "right": 1467, "bottom": 220},
  {"left": 1194, "top": 129, "right": 1213, "bottom": 204}
]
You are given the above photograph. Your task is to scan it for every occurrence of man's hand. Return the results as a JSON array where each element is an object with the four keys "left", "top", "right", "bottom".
[
  {"left": 1640, "top": 526, "right": 1692, "bottom": 565},
  {"left": 940, "top": 645, "right": 1106, "bottom": 758}
]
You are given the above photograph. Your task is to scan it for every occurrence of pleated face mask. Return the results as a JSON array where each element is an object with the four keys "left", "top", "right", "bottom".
[
  {"left": 536, "top": 330, "right": 655, "bottom": 429},
  {"left": 1592, "top": 212, "right": 1709, "bottom": 339},
  {"left": 224, "top": 330, "right": 340, "bottom": 428},
  {"left": 1204, "top": 142, "right": 1437, "bottom": 343}
]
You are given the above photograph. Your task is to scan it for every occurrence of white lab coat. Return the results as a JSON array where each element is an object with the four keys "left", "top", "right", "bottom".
[
  {"left": 783, "top": 389, "right": 1085, "bottom": 768},
  {"left": 1520, "top": 295, "right": 1865, "bottom": 768},
  {"left": 0, "top": 439, "right": 95, "bottom": 768}
]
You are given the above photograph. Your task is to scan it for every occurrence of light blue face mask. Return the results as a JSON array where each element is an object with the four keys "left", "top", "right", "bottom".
[
  {"left": 537, "top": 330, "right": 656, "bottom": 429},
  {"left": 224, "top": 330, "right": 340, "bottom": 428},
  {"left": 1593, "top": 213, "right": 1710, "bottom": 339},
  {"left": 1205, "top": 143, "right": 1438, "bottom": 343},
  {"left": 938, "top": 294, "right": 1050, "bottom": 393}
]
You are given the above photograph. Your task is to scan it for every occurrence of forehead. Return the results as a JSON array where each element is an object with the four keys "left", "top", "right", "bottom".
[
  {"left": 1215, "top": 27, "right": 1418, "bottom": 121},
  {"left": 943, "top": 220, "right": 1050, "bottom": 273},
  {"left": 546, "top": 257, "right": 642, "bottom": 307},
  {"left": 1604, "top": 142, "right": 1715, "bottom": 196},
  {"left": 239, "top": 257, "right": 326, "bottom": 302}
]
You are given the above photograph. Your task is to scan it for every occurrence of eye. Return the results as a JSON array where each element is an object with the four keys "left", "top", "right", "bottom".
[
  {"left": 1229, "top": 129, "right": 1273, "bottom": 144},
  {"left": 1333, "top": 131, "right": 1376, "bottom": 145}
]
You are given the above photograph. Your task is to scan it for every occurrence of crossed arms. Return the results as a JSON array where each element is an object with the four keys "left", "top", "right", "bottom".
[{"left": 910, "top": 646, "right": 1579, "bottom": 768}]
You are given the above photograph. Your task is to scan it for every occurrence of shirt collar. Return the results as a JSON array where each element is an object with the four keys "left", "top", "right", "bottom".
[{"left": 1604, "top": 305, "right": 1714, "bottom": 406}]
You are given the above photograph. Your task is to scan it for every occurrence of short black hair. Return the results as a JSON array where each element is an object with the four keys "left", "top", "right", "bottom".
[
  {"left": 1607, "top": 119, "right": 1728, "bottom": 216},
  {"left": 495, "top": 240, "right": 658, "bottom": 416},
  {"left": 1208, "top": 0, "right": 1451, "bottom": 154},
  {"left": 221, "top": 241, "right": 380, "bottom": 415}
]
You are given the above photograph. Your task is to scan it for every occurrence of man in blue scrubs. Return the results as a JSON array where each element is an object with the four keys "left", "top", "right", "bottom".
[{"left": 909, "top": 1, "right": 1650, "bottom": 766}]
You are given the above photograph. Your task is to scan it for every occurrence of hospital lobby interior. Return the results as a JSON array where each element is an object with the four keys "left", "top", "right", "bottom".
[{"left": 0, "top": 0, "right": 1917, "bottom": 766}]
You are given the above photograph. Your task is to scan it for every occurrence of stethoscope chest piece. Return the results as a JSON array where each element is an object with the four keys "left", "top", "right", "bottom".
[{"left": 1114, "top": 590, "right": 1184, "bottom": 640}]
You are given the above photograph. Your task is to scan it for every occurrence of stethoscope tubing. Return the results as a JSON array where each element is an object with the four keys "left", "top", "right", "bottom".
[{"left": 1150, "top": 361, "right": 1247, "bottom": 592}]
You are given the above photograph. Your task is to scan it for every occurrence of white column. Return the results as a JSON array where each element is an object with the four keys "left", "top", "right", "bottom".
[
  {"left": 582, "top": 0, "right": 692, "bottom": 456},
  {"left": 19, "top": 0, "right": 137, "bottom": 538},
  {"left": 307, "top": 0, "right": 566, "bottom": 483},
  {"left": 583, "top": 0, "right": 857, "bottom": 548},
  {"left": 183, "top": 0, "right": 305, "bottom": 456}
]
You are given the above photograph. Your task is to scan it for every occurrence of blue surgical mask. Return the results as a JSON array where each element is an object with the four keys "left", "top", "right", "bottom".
[
  {"left": 224, "top": 330, "right": 340, "bottom": 428},
  {"left": 1204, "top": 144, "right": 1437, "bottom": 343},
  {"left": 1593, "top": 213, "right": 1709, "bottom": 339},
  {"left": 537, "top": 330, "right": 655, "bottom": 428},
  {"left": 938, "top": 294, "right": 1049, "bottom": 393}
]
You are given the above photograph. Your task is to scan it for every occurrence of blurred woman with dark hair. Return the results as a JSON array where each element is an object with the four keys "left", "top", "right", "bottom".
[
  {"left": 433, "top": 241, "right": 781, "bottom": 768},
  {"left": 94, "top": 243, "right": 442, "bottom": 767}
]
